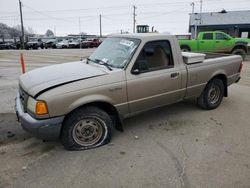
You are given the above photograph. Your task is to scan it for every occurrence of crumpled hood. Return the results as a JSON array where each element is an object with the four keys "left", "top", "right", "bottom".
[{"left": 19, "top": 61, "right": 107, "bottom": 97}]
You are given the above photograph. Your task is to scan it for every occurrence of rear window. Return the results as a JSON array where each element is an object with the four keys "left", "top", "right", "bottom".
[{"left": 202, "top": 33, "right": 213, "bottom": 40}]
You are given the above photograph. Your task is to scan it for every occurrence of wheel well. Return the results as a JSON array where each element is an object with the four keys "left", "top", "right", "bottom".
[
  {"left": 232, "top": 45, "right": 247, "bottom": 53},
  {"left": 180, "top": 45, "right": 191, "bottom": 51},
  {"left": 65, "top": 101, "right": 123, "bottom": 132},
  {"left": 210, "top": 74, "right": 228, "bottom": 97}
]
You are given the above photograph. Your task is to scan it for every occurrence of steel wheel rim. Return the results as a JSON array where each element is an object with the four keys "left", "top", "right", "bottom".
[
  {"left": 208, "top": 84, "right": 220, "bottom": 105},
  {"left": 182, "top": 49, "right": 189, "bottom": 52},
  {"left": 72, "top": 118, "right": 103, "bottom": 147}
]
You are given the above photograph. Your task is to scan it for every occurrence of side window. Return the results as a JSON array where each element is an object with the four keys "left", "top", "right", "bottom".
[
  {"left": 202, "top": 33, "right": 213, "bottom": 40},
  {"left": 134, "top": 41, "right": 174, "bottom": 72},
  {"left": 216, "top": 33, "right": 227, "bottom": 40}
]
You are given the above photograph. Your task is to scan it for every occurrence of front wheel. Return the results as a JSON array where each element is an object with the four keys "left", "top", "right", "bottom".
[
  {"left": 61, "top": 106, "right": 113, "bottom": 150},
  {"left": 197, "top": 79, "right": 224, "bottom": 110}
]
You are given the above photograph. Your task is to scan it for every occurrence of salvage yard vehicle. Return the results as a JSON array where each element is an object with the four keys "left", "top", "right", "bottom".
[
  {"left": 44, "top": 39, "right": 57, "bottom": 49},
  {"left": 15, "top": 33, "right": 242, "bottom": 150},
  {"left": 56, "top": 40, "right": 70, "bottom": 48},
  {"left": 0, "top": 42, "right": 16, "bottom": 50},
  {"left": 26, "top": 38, "right": 44, "bottom": 50},
  {"left": 81, "top": 38, "right": 102, "bottom": 48},
  {"left": 68, "top": 39, "right": 81, "bottom": 48},
  {"left": 89, "top": 38, "right": 102, "bottom": 48},
  {"left": 179, "top": 31, "right": 250, "bottom": 59}
]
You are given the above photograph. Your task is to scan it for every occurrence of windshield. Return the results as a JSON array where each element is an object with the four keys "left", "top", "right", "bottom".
[{"left": 89, "top": 37, "right": 140, "bottom": 69}]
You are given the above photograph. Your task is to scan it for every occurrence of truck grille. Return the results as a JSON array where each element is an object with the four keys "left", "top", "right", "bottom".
[{"left": 19, "top": 86, "right": 28, "bottom": 112}]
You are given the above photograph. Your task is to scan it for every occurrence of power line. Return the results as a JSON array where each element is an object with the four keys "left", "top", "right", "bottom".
[
  {"left": 1, "top": 0, "right": 249, "bottom": 15},
  {"left": 138, "top": 6, "right": 189, "bottom": 19},
  {"left": 22, "top": 3, "right": 72, "bottom": 23}
]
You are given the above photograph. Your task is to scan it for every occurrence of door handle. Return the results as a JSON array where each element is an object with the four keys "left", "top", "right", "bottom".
[
  {"left": 216, "top": 41, "right": 220, "bottom": 43},
  {"left": 200, "top": 41, "right": 205, "bottom": 43},
  {"left": 171, "top": 72, "right": 180, "bottom": 78}
]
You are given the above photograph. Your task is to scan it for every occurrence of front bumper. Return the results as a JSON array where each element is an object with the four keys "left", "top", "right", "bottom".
[{"left": 15, "top": 95, "right": 64, "bottom": 140}]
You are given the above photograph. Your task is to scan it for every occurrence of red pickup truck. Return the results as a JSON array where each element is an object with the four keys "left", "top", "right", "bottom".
[{"left": 81, "top": 39, "right": 102, "bottom": 48}]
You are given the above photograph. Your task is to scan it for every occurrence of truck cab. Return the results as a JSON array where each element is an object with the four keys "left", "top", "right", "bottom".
[{"left": 196, "top": 32, "right": 234, "bottom": 52}]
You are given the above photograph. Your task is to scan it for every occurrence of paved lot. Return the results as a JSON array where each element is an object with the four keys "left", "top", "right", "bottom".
[{"left": 0, "top": 49, "right": 250, "bottom": 188}]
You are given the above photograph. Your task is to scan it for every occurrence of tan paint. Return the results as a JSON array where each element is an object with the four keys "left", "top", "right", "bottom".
[{"left": 19, "top": 34, "right": 242, "bottom": 120}]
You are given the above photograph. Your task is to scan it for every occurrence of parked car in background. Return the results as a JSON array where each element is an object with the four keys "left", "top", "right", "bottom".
[
  {"left": 68, "top": 39, "right": 81, "bottom": 48},
  {"left": 81, "top": 39, "right": 92, "bottom": 48},
  {"left": 56, "top": 40, "right": 70, "bottom": 48},
  {"left": 178, "top": 31, "right": 250, "bottom": 59},
  {"left": 0, "top": 42, "right": 16, "bottom": 50},
  {"left": 26, "top": 38, "right": 44, "bottom": 50},
  {"left": 89, "top": 38, "right": 102, "bottom": 48},
  {"left": 44, "top": 39, "right": 57, "bottom": 49},
  {"left": 81, "top": 38, "right": 102, "bottom": 48}
]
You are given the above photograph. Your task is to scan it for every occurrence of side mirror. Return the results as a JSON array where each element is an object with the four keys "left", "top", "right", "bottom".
[
  {"left": 132, "top": 60, "right": 148, "bottom": 75},
  {"left": 132, "top": 69, "right": 140, "bottom": 75}
]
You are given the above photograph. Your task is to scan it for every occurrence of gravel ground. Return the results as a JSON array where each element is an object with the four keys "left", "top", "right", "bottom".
[{"left": 0, "top": 49, "right": 250, "bottom": 188}]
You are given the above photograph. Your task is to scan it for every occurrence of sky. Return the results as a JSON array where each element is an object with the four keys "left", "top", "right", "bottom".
[{"left": 0, "top": 0, "right": 249, "bottom": 36}]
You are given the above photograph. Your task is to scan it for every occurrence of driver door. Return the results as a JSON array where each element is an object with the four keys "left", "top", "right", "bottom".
[{"left": 126, "top": 40, "right": 183, "bottom": 114}]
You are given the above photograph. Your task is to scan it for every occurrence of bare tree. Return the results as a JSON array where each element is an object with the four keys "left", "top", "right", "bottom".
[{"left": 45, "top": 29, "right": 54, "bottom": 37}]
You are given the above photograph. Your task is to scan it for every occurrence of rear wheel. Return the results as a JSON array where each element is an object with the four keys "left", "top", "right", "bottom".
[
  {"left": 61, "top": 106, "right": 113, "bottom": 150},
  {"left": 197, "top": 79, "right": 224, "bottom": 110},
  {"left": 181, "top": 46, "right": 191, "bottom": 52},
  {"left": 232, "top": 48, "right": 246, "bottom": 60}
]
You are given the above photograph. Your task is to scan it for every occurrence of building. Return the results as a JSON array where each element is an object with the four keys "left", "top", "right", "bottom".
[{"left": 189, "top": 10, "right": 250, "bottom": 39}]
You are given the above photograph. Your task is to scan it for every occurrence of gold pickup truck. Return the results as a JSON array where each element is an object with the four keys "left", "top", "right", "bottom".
[{"left": 15, "top": 34, "right": 242, "bottom": 150}]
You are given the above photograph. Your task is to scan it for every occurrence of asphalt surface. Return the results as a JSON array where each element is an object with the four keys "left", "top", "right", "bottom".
[{"left": 0, "top": 49, "right": 250, "bottom": 188}]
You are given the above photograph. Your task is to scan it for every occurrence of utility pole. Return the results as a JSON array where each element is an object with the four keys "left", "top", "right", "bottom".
[
  {"left": 79, "top": 17, "right": 82, "bottom": 49},
  {"left": 200, "top": 0, "right": 203, "bottom": 24},
  {"left": 19, "top": 0, "right": 25, "bottom": 49},
  {"left": 194, "top": 18, "right": 198, "bottom": 39},
  {"left": 190, "top": 2, "right": 195, "bottom": 39},
  {"left": 99, "top": 14, "right": 102, "bottom": 38},
  {"left": 133, "top": 5, "right": 137, "bottom": 33},
  {"left": 190, "top": 2, "right": 195, "bottom": 14}
]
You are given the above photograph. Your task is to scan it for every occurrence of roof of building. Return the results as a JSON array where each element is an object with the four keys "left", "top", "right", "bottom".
[{"left": 190, "top": 10, "right": 250, "bottom": 26}]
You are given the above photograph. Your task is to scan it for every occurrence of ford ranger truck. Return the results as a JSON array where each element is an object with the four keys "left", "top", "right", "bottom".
[
  {"left": 15, "top": 34, "right": 242, "bottom": 150},
  {"left": 179, "top": 31, "right": 250, "bottom": 59}
]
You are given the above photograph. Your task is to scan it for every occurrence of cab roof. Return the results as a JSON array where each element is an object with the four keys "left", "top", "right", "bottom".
[{"left": 110, "top": 33, "right": 173, "bottom": 40}]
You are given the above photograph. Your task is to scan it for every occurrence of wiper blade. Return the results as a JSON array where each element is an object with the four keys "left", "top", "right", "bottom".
[
  {"left": 94, "top": 58, "right": 113, "bottom": 71},
  {"left": 87, "top": 57, "right": 95, "bottom": 64},
  {"left": 87, "top": 58, "right": 113, "bottom": 71}
]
